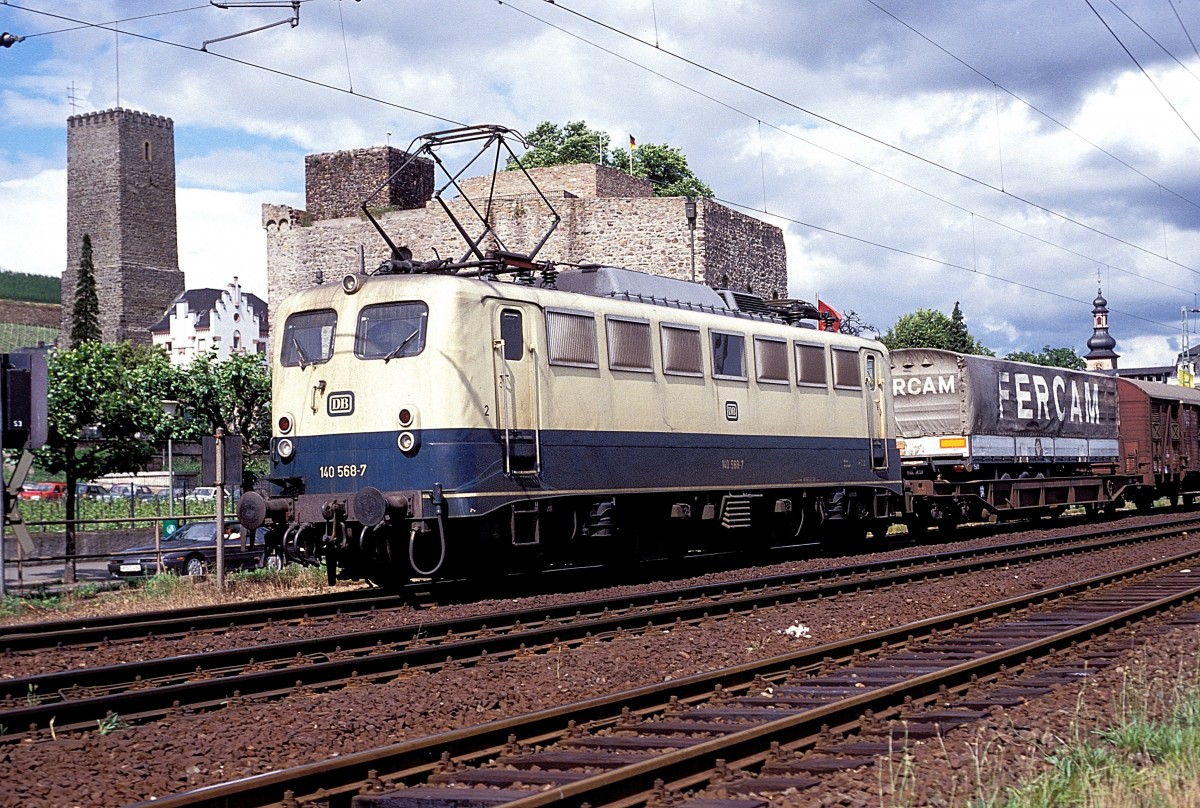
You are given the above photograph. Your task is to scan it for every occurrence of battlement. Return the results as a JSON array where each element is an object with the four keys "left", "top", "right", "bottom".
[{"left": 68, "top": 107, "right": 173, "bottom": 130}]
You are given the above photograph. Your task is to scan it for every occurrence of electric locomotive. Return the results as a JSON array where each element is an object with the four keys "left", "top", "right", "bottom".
[{"left": 240, "top": 260, "right": 904, "bottom": 585}]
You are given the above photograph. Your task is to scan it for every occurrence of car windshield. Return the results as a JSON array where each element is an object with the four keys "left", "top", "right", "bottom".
[{"left": 165, "top": 522, "right": 219, "bottom": 542}]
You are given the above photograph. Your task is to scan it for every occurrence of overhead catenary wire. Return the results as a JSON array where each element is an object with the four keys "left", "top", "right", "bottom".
[
  {"left": 3, "top": 0, "right": 1191, "bottom": 334},
  {"left": 1084, "top": 0, "right": 1200, "bottom": 145},
  {"left": 526, "top": 0, "right": 1200, "bottom": 280},
  {"left": 494, "top": 0, "right": 1195, "bottom": 298},
  {"left": 3, "top": 1, "right": 464, "bottom": 126}
]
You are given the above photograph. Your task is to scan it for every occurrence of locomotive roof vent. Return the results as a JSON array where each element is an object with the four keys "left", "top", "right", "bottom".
[
  {"left": 717, "top": 289, "right": 773, "bottom": 315},
  {"left": 553, "top": 265, "right": 728, "bottom": 310}
]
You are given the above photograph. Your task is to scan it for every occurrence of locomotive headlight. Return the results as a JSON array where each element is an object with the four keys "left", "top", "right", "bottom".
[
  {"left": 341, "top": 273, "right": 362, "bottom": 294},
  {"left": 277, "top": 437, "right": 295, "bottom": 460},
  {"left": 397, "top": 431, "right": 418, "bottom": 454}
]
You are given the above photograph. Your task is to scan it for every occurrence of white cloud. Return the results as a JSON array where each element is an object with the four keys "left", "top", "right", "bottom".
[
  {"left": 177, "top": 187, "right": 303, "bottom": 300},
  {"left": 0, "top": 169, "right": 65, "bottom": 278}
]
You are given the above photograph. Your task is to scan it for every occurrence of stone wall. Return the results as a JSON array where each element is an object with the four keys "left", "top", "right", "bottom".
[
  {"left": 305, "top": 148, "right": 434, "bottom": 221},
  {"left": 265, "top": 162, "right": 787, "bottom": 323},
  {"left": 62, "top": 108, "right": 184, "bottom": 345}
]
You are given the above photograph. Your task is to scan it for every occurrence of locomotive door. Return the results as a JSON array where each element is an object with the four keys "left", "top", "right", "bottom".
[
  {"left": 493, "top": 306, "right": 542, "bottom": 476},
  {"left": 863, "top": 350, "right": 888, "bottom": 472}
]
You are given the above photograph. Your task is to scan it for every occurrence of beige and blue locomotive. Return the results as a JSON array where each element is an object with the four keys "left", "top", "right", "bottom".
[{"left": 239, "top": 261, "right": 902, "bottom": 585}]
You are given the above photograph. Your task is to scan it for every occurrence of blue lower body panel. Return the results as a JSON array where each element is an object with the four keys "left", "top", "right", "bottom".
[{"left": 271, "top": 428, "right": 901, "bottom": 519}]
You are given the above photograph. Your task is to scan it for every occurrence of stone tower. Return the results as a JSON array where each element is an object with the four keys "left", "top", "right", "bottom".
[
  {"left": 1084, "top": 284, "right": 1119, "bottom": 371},
  {"left": 62, "top": 107, "right": 184, "bottom": 346}
]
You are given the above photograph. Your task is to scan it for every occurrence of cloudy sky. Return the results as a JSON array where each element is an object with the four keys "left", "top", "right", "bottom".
[{"left": 3, "top": 0, "right": 1200, "bottom": 367}]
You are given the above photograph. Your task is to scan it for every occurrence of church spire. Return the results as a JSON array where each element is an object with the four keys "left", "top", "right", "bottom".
[{"left": 1084, "top": 278, "right": 1119, "bottom": 371}]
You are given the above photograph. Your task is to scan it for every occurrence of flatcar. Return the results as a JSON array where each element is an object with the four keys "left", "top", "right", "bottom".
[
  {"left": 888, "top": 347, "right": 1200, "bottom": 529},
  {"left": 240, "top": 262, "right": 903, "bottom": 585}
]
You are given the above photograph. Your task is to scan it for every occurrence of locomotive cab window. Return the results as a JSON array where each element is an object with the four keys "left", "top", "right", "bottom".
[
  {"left": 710, "top": 330, "right": 747, "bottom": 381},
  {"left": 754, "top": 336, "right": 789, "bottom": 384},
  {"left": 546, "top": 308, "right": 599, "bottom": 368},
  {"left": 281, "top": 309, "right": 337, "bottom": 368},
  {"left": 356, "top": 301, "right": 429, "bottom": 360},
  {"left": 606, "top": 316, "right": 653, "bottom": 373},
  {"left": 795, "top": 342, "right": 828, "bottom": 387},
  {"left": 832, "top": 347, "right": 862, "bottom": 390}
]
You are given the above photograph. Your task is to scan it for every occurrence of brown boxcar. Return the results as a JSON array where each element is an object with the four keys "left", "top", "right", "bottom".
[{"left": 1116, "top": 378, "right": 1200, "bottom": 505}]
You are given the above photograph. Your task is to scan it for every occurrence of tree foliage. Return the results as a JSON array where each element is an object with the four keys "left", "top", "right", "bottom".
[
  {"left": 175, "top": 351, "right": 272, "bottom": 461},
  {"left": 1005, "top": 345, "right": 1086, "bottom": 370},
  {"left": 614, "top": 142, "right": 714, "bottom": 198},
  {"left": 71, "top": 234, "right": 101, "bottom": 347},
  {"left": 34, "top": 342, "right": 175, "bottom": 578},
  {"left": 509, "top": 121, "right": 612, "bottom": 169},
  {"left": 881, "top": 303, "right": 994, "bottom": 355},
  {"left": 508, "top": 120, "right": 713, "bottom": 198},
  {"left": 0, "top": 270, "right": 59, "bottom": 304},
  {"left": 835, "top": 310, "right": 877, "bottom": 338}
]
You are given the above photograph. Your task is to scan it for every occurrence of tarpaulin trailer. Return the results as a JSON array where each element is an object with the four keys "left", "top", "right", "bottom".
[{"left": 889, "top": 348, "right": 1141, "bottom": 527}]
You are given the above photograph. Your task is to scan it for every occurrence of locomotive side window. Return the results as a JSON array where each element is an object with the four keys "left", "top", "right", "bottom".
[
  {"left": 546, "top": 308, "right": 599, "bottom": 368},
  {"left": 281, "top": 309, "right": 337, "bottom": 368},
  {"left": 795, "top": 342, "right": 827, "bottom": 387},
  {"left": 355, "top": 301, "right": 428, "bottom": 360},
  {"left": 606, "top": 316, "right": 653, "bottom": 373},
  {"left": 661, "top": 323, "right": 703, "bottom": 376},
  {"left": 710, "top": 330, "right": 747, "bottom": 381},
  {"left": 500, "top": 309, "right": 523, "bottom": 361},
  {"left": 754, "top": 336, "right": 789, "bottom": 384},
  {"left": 832, "top": 347, "right": 862, "bottom": 390}
]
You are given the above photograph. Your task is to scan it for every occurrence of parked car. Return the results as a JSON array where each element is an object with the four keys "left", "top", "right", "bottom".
[
  {"left": 107, "top": 521, "right": 282, "bottom": 578},
  {"left": 106, "top": 483, "right": 157, "bottom": 501},
  {"left": 18, "top": 482, "right": 67, "bottom": 501},
  {"left": 75, "top": 483, "right": 110, "bottom": 500},
  {"left": 188, "top": 487, "right": 232, "bottom": 501}
]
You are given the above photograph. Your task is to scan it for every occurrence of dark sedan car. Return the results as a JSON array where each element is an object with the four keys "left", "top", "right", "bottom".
[{"left": 107, "top": 521, "right": 282, "bottom": 578}]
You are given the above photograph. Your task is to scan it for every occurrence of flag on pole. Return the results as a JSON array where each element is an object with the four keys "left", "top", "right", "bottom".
[
  {"left": 629, "top": 134, "right": 637, "bottom": 150},
  {"left": 817, "top": 298, "right": 841, "bottom": 332}
]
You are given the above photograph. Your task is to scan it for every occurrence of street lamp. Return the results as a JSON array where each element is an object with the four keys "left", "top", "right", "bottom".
[{"left": 161, "top": 400, "right": 179, "bottom": 517}]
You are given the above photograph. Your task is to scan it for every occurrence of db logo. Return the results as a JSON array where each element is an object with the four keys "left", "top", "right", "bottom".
[
  {"left": 725, "top": 401, "right": 739, "bottom": 421},
  {"left": 327, "top": 392, "right": 355, "bottom": 416}
]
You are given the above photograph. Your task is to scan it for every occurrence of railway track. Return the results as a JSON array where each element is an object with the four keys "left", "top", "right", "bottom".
[
  {"left": 129, "top": 547, "right": 1200, "bottom": 808},
  {"left": 4, "top": 516, "right": 1196, "bottom": 742},
  {"left": 2, "top": 510, "right": 1186, "bottom": 655}
]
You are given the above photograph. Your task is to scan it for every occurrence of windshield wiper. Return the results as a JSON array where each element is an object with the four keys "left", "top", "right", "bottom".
[
  {"left": 384, "top": 328, "right": 421, "bottom": 363},
  {"left": 292, "top": 337, "right": 312, "bottom": 369}
]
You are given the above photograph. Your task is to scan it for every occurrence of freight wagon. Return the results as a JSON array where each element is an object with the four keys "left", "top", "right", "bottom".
[{"left": 890, "top": 348, "right": 1143, "bottom": 528}]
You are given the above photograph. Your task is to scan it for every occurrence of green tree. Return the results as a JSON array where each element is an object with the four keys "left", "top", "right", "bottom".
[
  {"left": 881, "top": 305, "right": 994, "bottom": 355},
  {"left": 71, "top": 234, "right": 101, "bottom": 347},
  {"left": 508, "top": 121, "right": 612, "bottom": 169},
  {"left": 1005, "top": 345, "right": 1086, "bottom": 370},
  {"left": 613, "top": 142, "right": 714, "bottom": 198},
  {"left": 509, "top": 120, "right": 713, "bottom": 198},
  {"left": 34, "top": 343, "right": 175, "bottom": 581},
  {"left": 176, "top": 351, "right": 271, "bottom": 489}
]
